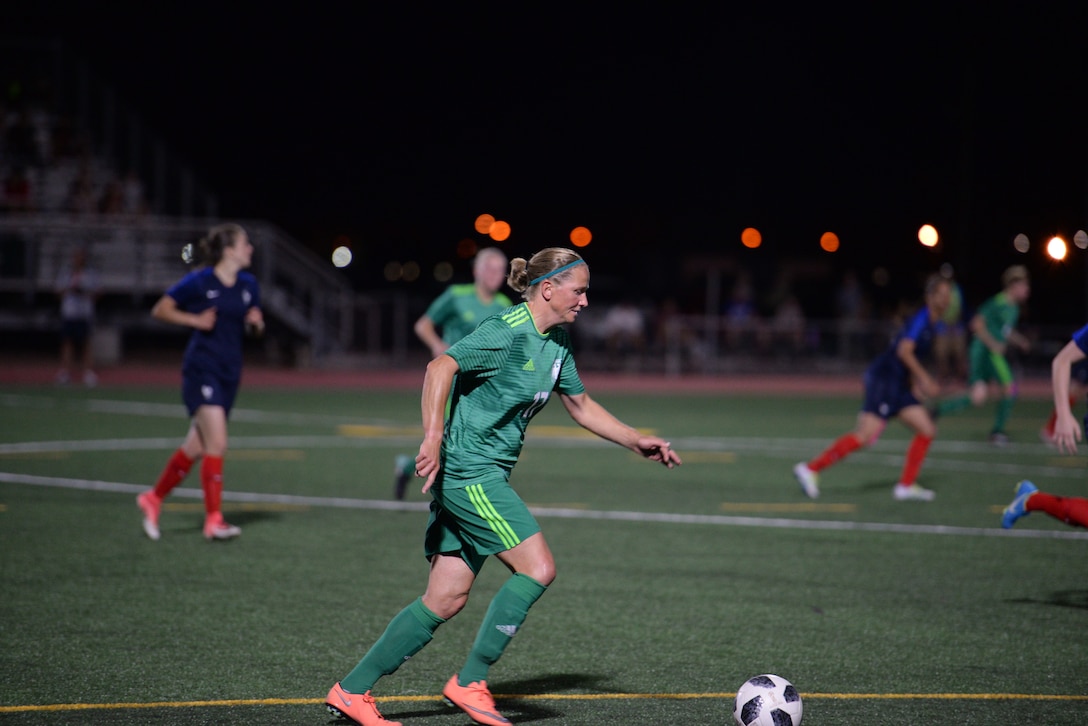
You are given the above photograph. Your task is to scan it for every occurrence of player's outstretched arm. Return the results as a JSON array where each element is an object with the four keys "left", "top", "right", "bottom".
[
  {"left": 416, "top": 354, "right": 459, "bottom": 492},
  {"left": 1052, "top": 340, "right": 1085, "bottom": 454},
  {"left": 560, "top": 391, "right": 681, "bottom": 468}
]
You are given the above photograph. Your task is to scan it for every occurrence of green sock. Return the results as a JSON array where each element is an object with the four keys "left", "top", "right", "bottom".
[
  {"left": 459, "top": 573, "right": 548, "bottom": 685},
  {"left": 993, "top": 396, "right": 1015, "bottom": 434},
  {"left": 341, "top": 597, "right": 445, "bottom": 693},
  {"left": 936, "top": 394, "right": 971, "bottom": 417}
]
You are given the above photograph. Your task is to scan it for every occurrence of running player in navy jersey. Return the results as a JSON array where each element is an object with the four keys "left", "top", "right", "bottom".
[
  {"left": 1003, "top": 322, "right": 1088, "bottom": 529},
  {"left": 793, "top": 274, "right": 952, "bottom": 502},
  {"left": 136, "top": 223, "right": 264, "bottom": 541},
  {"left": 326, "top": 248, "right": 682, "bottom": 726}
]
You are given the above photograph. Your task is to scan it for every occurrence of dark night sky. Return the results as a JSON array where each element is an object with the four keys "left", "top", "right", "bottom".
[{"left": 8, "top": 3, "right": 1088, "bottom": 320}]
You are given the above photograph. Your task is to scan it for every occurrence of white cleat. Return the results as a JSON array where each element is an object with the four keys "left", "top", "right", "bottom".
[
  {"left": 793, "top": 462, "right": 820, "bottom": 499},
  {"left": 893, "top": 483, "right": 936, "bottom": 501}
]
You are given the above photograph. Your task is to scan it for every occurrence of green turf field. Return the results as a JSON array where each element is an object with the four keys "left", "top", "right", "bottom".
[{"left": 1, "top": 383, "right": 1086, "bottom": 725}]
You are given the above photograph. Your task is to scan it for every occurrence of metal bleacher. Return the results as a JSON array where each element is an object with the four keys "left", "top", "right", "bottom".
[{"left": 0, "top": 215, "right": 357, "bottom": 363}]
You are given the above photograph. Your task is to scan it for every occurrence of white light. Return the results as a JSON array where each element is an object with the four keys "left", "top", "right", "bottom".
[
  {"left": 434, "top": 261, "right": 453, "bottom": 282},
  {"left": 331, "top": 246, "right": 353, "bottom": 268},
  {"left": 1013, "top": 234, "right": 1030, "bottom": 253},
  {"left": 918, "top": 224, "right": 939, "bottom": 247},
  {"left": 1047, "top": 236, "right": 1068, "bottom": 261},
  {"left": 1075, "top": 230, "right": 1088, "bottom": 250}
]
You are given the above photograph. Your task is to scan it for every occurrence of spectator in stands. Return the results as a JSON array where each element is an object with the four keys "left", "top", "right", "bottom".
[
  {"left": 770, "top": 294, "right": 806, "bottom": 355},
  {"left": 601, "top": 298, "right": 647, "bottom": 369},
  {"left": 120, "top": 169, "right": 149, "bottom": 214},
  {"left": 99, "top": 179, "right": 125, "bottom": 214},
  {"left": 55, "top": 246, "right": 100, "bottom": 386},
  {"left": 724, "top": 271, "right": 767, "bottom": 352},
  {"left": 2, "top": 166, "right": 34, "bottom": 213},
  {"left": 65, "top": 162, "right": 97, "bottom": 216},
  {"left": 653, "top": 297, "right": 705, "bottom": 373}
]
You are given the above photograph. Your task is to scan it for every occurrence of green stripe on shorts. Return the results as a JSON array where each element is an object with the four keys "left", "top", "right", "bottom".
[
  {"left": 988, "top": 350, "right": 1014, "bottom": 385},
  {"left": 466, "top": 483, "right": 521, "bottom": 549}
]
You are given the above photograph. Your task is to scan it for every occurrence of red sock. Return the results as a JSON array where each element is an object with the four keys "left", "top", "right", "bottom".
[
  {"left": 1026, "top": 492, "right": 1088, "bottom": 528},
  {"left": 899, "top": 434, "right": 933, "bottom": 485},
  {"left": 809, "top": 433, "right": 862, "bottom": 472},
  {"left": 153, "top": 449, "right": 194, "bottom": 499},
  {"left": 1044, "top": 410, "right": 1058, "bottom": 437},
  {"left": 201, "top": 455, "right": 224, "bottom": 516}
]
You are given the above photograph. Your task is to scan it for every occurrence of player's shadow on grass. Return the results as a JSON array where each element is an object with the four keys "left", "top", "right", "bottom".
[
  {"left": 373, "top": 673, "right": 615, "bottom": 723},
  {"left": 162, "top": 510, "right": 284, "bottom": 538},
  {"left": 1007, "top": 589, "right": 1088, "bottom": 610}
]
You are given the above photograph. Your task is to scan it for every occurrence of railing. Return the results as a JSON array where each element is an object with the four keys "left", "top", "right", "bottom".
[
  {"left": 0, "top": 214, "right": 1075, "bottom": 375},
  {"left": 0, "top": 214, "right": 355, "bottom": 358}
]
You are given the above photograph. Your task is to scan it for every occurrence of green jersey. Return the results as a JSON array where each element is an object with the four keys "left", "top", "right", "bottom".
[
  {"left": 425, "top": 284, "right": 513, "bottom": 345},
  {"left": 442, "top": 303, "right": 586, "bottom": 484},
  {"left": 974, "top": 291, "right": 1019, "bottom": 345}
]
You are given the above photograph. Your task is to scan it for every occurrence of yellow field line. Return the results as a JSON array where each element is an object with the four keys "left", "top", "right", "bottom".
[
  {"left": 337, "top": 424, "right": 420, "bottom": 437},
  {"left": 337, "top": 424, "right": 656, "bottom": 439},
  {"left": 5, "top": 692, "right": 1087, "bottom": 713}
]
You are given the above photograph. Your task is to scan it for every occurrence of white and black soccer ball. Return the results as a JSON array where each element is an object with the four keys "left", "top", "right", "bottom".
[{"left": 733, "top": 673, "right": 803, "bottom": 726}]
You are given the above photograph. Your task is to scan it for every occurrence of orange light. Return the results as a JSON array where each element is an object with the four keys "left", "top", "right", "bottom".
[
  {"left": 740, "top": 227, "right": 762, "bottom": 249},
  {"left": 456, "top": 238, "right": 478, "bottom": 259},
  {"left": 474, "top": 214, "right": 495, "bottom": 234},
  {"left": 820, "top": 232, "right": 840, "bottom": 253},
  {"left": 570, "top": 226, "right": 592, "bottom": 247},
  {"left": 488, "top": 220, "right": 511, "bottom": 242}
]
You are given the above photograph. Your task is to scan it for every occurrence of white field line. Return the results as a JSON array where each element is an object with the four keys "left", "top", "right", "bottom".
[
  {"left": 0, "top": 431, "right": 1084, "bottom": 482},
  {"left": 2, "top": 470, "right": 1087, "bottom": 541}
]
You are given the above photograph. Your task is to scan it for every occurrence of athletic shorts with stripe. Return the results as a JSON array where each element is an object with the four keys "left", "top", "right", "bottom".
[{"left": 424, "top": 474, "right": 542, "bottom": 575}]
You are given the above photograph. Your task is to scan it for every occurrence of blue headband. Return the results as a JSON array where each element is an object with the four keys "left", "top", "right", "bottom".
[{"left": 530, "top": 259, "right": 585, "bottom": 286}]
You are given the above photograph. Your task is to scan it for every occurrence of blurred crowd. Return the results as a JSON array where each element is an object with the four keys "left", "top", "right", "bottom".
[{"left": 0, "top": 101, "right": 149, "bottom": 217}]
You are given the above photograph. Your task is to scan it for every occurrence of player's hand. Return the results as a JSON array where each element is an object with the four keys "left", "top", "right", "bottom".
[
  {"left": 192, "top": 307, "right": 217, "bottom": 331},
  {"left": 1053, "top": 415, "right": 1082, "bottom": 455},
  {"left": 917, "top": 375, "right": 940, "bottom": 400},
  {"left": 636, "top": 437, "right": 682, "bottom": 468},
  {"left": 245, "top": 308, "right": 265, "bottom": 337},
  {"left": 415, "top": 438, "right": 442, "bottom": 493}
]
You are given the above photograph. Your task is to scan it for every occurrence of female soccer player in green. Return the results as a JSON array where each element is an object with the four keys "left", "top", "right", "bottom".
[
  {"left": 935, "top": 265, "right": 1031, "bottom": 444},
  {"left": 326, "top": 248, "right": 682, "bottom": 726}
]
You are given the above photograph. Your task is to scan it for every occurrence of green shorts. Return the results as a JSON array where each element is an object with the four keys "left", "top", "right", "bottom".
[
  {"left": 424, "top": 474, "right": 541, "bottom": 575},
  {"left": 968, "top": 342, "right": 1014, "bottom": 386}
]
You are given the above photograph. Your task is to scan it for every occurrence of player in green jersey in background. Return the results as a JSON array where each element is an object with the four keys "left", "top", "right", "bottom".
[
  {"left": 327, "top": 247, "right": 682, "bottom": 726},
  {"left": 394, "top": 247, "right": 512, "bottom": 499},
  {"left": 934, "top": 265, "right": 1031, "bottom": 445}
]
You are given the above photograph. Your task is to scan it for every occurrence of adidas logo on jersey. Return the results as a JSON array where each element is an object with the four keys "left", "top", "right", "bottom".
[{"left": 522, "top": 359, "right": 535, "bottom": 371}]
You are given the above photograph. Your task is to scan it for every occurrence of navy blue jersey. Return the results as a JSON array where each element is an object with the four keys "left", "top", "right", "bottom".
[
  {"left": 1072, "top": 323, "right": 1088, "bottom": 355},
  {"left": 165, "top": 267, "right": 261, "bottom": 382},
  {"left": 867, "top": 306, "right": 936, "bottom": 385}
]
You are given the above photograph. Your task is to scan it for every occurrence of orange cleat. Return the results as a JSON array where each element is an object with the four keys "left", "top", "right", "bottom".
[
  {"left": 442, "top": 674, "right": 511, "bottom": 725},
  {"left": 203, "top": 512, "right": 241, "bottom": 541},
  {"left": 325, "top": 682, "right": 402, "bottom": 726},
  {"left": 136, "top": 491, "right": 162, "bottom": 541}
]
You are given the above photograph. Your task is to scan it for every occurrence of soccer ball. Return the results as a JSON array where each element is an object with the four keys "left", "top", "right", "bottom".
[{"left": 733, "top": 674, "right": 803, "bottom": 726}]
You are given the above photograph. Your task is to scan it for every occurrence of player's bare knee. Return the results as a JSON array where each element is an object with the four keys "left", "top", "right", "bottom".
[
  {"left": 423, "top": 591, "right": 469, "bottom": 620},
  {"left": 522, "top": 560, "right": 556, "bottom": 587}
]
